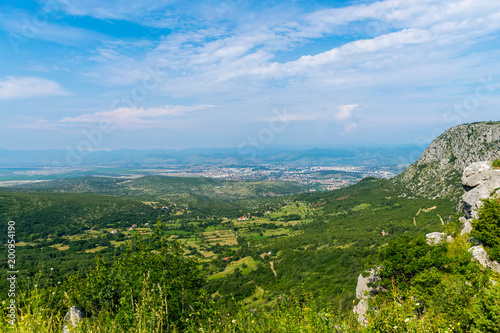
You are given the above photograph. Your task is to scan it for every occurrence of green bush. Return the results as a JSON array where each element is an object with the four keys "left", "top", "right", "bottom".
[
  {"left": 374, "top": 235, "right": 491, "bottom": 330},
  {"left": 493, "top": 160, "right": 500, "bottom": 169},
  {"left": 472, "top": 283, "right": 500, "bottom": 332},
  {"left": 378, "top": 235, "right": 448, "bottom": 290},
  {"left": 66, "top": 228, "right": 206, "bottom": 331},
  {"left": 472, "top": 198, "right": 500, "bottom": 261}
]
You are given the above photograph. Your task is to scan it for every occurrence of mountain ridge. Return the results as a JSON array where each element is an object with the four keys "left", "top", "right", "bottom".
[{"left": 393, "top": 121, "right": 500, "bottom": 200}]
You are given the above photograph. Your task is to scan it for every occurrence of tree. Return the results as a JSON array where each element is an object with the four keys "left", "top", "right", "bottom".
[
  {"left": 379, "top": 235, "right": 447, "bottom": 290},
  {"left": 472, "top": 198, "right": 500, "bottom": 261},
  {"left": 66, "top": 225, "right": 206, "bottom": 331}
]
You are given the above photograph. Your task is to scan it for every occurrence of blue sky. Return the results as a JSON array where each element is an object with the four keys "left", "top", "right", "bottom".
[{"left": 0, "top": 0, "right": 499, "bottom": 151}]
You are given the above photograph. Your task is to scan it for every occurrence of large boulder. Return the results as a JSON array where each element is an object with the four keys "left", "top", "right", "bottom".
[
  {"left": 468, "top": 245, "right": 500, "bottom": 274},
  {"left": 426, "top": 232, "right": 447, "bottom": 245},
  {"left": 460, "top": 161, "right": 500, "bottom": 219}
]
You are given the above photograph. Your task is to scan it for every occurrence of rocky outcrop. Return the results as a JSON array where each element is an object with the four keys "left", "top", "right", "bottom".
[
  {"left": 460, "top": 161, "right": 500, "bottom": 219},
  {"left": 459, "top": 162, "right": 500, "bottom": 272},
  {"left": 353, "top": 268, "right": 380, "bottom": 325},
  {"left": 426, "top": 232, "right": 447, "bottom": 245},
  {"left": 62, "top": 306, "right": 84, "bottom": 333},
  {"left": 393, "top": 122, "right": 500, "bottom": 200},
  {"left": 469, "top": 246, "right": 500, "bottom": 274}
]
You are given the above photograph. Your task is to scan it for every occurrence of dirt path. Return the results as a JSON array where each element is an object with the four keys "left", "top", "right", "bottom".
[{"left": 270, "top": 261, "right": 277, "bottom": 277}]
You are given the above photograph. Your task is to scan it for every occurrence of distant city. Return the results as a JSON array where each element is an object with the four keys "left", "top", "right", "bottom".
[
  {"left": 150, "top": 165, "right": 401, "bottom": 190},
  {"left": 0, "top": 164, "right": 404, "bottom": 191}
]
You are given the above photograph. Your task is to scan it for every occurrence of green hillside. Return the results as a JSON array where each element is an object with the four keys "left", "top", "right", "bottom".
[{"left": 13, "top": 175, "right": 312, "bottom": 202}]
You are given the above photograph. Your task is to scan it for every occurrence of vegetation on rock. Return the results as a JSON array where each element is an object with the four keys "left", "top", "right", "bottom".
[{"left": 472, "top": 198, "right": 500, "bottom": 261}]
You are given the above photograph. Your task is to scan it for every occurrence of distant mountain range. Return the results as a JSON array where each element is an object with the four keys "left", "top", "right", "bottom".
[{"left": 0, "top": 146, "right": 423, "bottom": 168}]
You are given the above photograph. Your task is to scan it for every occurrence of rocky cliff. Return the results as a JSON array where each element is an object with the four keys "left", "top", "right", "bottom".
[
  {"left": 460, "top": 161, "right": 500, "bottom": 219},
  {"left": 393, "top": 122, "right": 500, "bottom": 200},
  {"left": 355, "top": 159, "right": 500, "bottom": 324}
]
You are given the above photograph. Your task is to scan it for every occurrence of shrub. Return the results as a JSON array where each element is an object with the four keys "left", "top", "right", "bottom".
[
  {"left": 472, "top": 198, "right": 500, "bottom": 261},
  {"left": 66, "top": 229, "right": 206, "bottom": 331},
  {"left": 492, "top": 160, "right": 500, "bottom": 169},
  {"left": 472, "top": 283, "right": 500, "bottom": 332}
]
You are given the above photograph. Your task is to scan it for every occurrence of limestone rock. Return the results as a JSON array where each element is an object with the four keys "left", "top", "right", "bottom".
[
  {"left": 459, "top": 217, "right": 473, "bottom": 235},
  {"left": 460, "top": 161, "right": 500, "bottom": 219},
  {"left": 462, "top": 161, "right": 493, "bottom": 188},
  {"left": 62, "top": 306, "right": 84, "bottom": 333},
  {"left": 468, "top": 245, "right": 500, "bottom": 274},
  {"left": 426, "top": 232, "right": 447, "bottom": 245},
  {"left": 353, "top": 299, "right": 369, "bottom": 324},
  {"left": 353, "top": 268, "right": 379, "bottom": 325}
]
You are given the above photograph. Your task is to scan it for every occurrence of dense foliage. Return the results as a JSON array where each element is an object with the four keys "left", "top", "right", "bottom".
[
  {"left": 472, "top": 198, "right": 500, "bottom": 261},
  {"left": 373, "top": 235, "right": 492, "bottom": 330},
  {"left": 65, "top": 228, "right": 206, "bottom": 331}
]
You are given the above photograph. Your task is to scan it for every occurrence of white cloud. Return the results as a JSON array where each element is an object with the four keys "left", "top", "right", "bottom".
[
  {"left": 82, "top": 0, "right": 499, "bottom": 95},
  {"left": 59, "top": 105, "right": 215, "bottom": 129},
  {"left": 336, "top": 104, "right": 359, "bottom": 121},
  {"left": 271, "top": 106, "right": 359, "bottom": 122},
  {"left": 0, "top": 77, "right": 70, "bottom": 99},
  {"left": 8, "top": 118, "right": 58, "bottom": 130},
  {"left": 341, "top": 122, "right": 358, "bottom": 135}
]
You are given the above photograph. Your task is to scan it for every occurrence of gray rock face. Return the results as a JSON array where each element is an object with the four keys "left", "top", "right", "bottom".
[
  {"left": 62, "top": 306, "right": 84, "bottom": 333},
  {"left": 469, "top": 245, "right": 500, "bottom": 274},
  {"left": 353, "top": 268, "right": 379, "bottom": 325},
  {"left": 426, "top": 232, "right": 447, "bottom": 245},
  {"left": 393, "top": 122, "right": 500, "bottom": 199},
  {"left": 459, "top": 217, "right": 473, "bottom": 235},
  {"left": 460, "top": 161, "right": 500, "bottom": 219}
]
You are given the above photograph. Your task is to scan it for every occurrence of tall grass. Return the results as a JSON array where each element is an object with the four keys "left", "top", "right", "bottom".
[
  {"left": 1, "top": 271, "right": 65, "bottom": 333},
  {"left": 4, "top": 272, "right": 497, "bottom": 333},
  {"left": 183, "top": 292, "right": 362, "bottom": 333},
  {"left": 3, "top": 277, "right": 361, "bottom": 333}
]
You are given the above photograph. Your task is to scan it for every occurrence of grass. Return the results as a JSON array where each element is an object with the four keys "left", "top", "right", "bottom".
[
  {"left": 493, "top": 159, "right": 500, "bottom": 169},
  {"left": 208, "top": 256, "right": 258, "bottom": 280},
  {"left": 85, "top": 246, "right": 107, "bottom": 253},
  {"left": 351, "top": 203, "right": 372, "bottom": 211},
  {"left": 50, "top": 243, "right": 70, "bottom": 251},
  {"left": 6, "top": 282, "right": 361, "bottom": 333}
]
